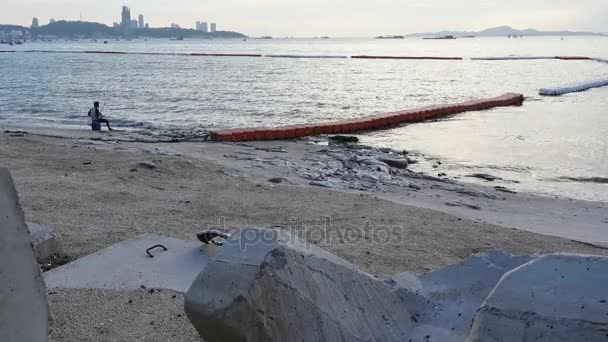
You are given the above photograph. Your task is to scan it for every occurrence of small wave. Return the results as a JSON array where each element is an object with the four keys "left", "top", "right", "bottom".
[{"left": 558, "top": 176, "right": 608, "bottom": 184}]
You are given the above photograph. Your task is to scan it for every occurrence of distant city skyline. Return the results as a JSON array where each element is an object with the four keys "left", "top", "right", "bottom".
[{"left": 2, "top": 0, "right": 607, "bottom": 36}]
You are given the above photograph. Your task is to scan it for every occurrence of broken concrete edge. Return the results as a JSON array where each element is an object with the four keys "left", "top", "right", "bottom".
[
  {"left": 27, "top": 222, "right": 64, "bottom": 262},
  {"left": 0, "top": 167, "right": 49, "bottom": 342}
]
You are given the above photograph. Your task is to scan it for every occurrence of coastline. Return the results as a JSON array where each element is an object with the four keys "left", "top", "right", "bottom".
[
  {"left": 7, "top": 125, "right": 606, "bottom": 244},
  {"left": 2, "top": 126, "right": 607, "bottom": 340},
  {"left": 3, "top": 125, "right": 607, "bottom": 251}
]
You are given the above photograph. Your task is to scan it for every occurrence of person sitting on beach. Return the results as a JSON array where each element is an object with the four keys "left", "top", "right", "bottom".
[{"left": 88, "top": 101, "right": 113, "bottom": 131}]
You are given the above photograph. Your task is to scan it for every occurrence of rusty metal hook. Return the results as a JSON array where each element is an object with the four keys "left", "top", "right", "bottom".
[{"left": 146, "top": 245, "right": 167, "bottom": 258}]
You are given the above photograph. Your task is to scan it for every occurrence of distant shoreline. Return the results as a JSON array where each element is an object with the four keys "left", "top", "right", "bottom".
[{"left": 0, "top": 21, "right": 247, "bottom": 39}]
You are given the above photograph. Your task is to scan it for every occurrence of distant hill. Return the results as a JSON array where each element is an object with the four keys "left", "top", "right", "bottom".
[
  {"left": 407, "top": 25, "right": 605, "bottom": 38},
  {"left": 1, "top": 20, "right": 247, "bottom": 39},
  {"left": 32, "top": 21, "right": 114, "bottom": 37},
  {"left": 133, "top": 27, "right": 246, "bottom": 39},
  {"left": 0, "top": 24, "right": 27, "bottom": 32}
]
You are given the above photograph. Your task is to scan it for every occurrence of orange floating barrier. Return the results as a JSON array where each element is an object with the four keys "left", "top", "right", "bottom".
[
  {"left": 215, "top": 131, "right": 234, "bottom": 142},
  {"left": 190, "top": 53, "right": 263, "bottom": 57},
  {"left": 556, "top": 56, "right": 590, "bottom": 60},
  {"left": 274, "top": 128, "right": 289, "bottom": 140},
  {"left": 264, "top": 130, "right": 277, "bottom": 140},
  {"left": 351, "top": 55, "right": 463, "bottom": 60},
  {"left": 209, "top": 93, "right": 525, "bottom": 142},
  {"left": 254, "top": 129, "right": 266, "bottom": 140},
  {"left": 231, "top": 130, "right": 246, "bottom": 142},
  {"left": 242, "top": 129, "right": 256, "bottom": 141},
  {"left": 283, "top": 126, "right": 298, "bottom": 139}
]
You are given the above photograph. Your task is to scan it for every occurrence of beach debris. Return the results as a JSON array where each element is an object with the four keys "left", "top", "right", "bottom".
[
  {"left": 379, "top": 157, "right": 409, "bottom": 169},
  {"left": 559, "top": 176, "right": 608, "bottom": 184},
  {"left": 27, "top": 222, "right": 64, "bottom": 262},
  {"left": 494, "top": 186, "right": 517, "bottom": 194},
  {"left": 432, "top": 184, "right": 498, "bottom": 199},
  {"left": 328, "top": 135, "right": 359, "bottom": 144},
  {"left": 39, "top": 254, "right": 73, "bottom": 272},
  {"left": 255, "top": 146, "right": 288, "bottom": 153},
  {"left": 467, "top": 254, "right": 608, "bottom": 341},
  {"left": 467, "top": 173, "right": 502, "bottom": 182},
  {"left": 408, "top": 183, "right": 422, "bottom": 191},
  {"left": 0, "top": 168, "right": 49, "bottom": 341},
  {"left": 138, "top": 161, "right": 157, "bottom": 170},
  {"left": 223, "top": 154, "right": 256, "bottom": 161},
  {"left": 4, "top": 129, "right": 27, "bottom": 137},
  {"left": 197, "top": 230, "right": 231, "bottom": 246},
  {"left": 267, "top": 177, "right": 285, "bottom": 184},
  {"left": 445, "top": 201, "right": 482, "bottom": 210}
]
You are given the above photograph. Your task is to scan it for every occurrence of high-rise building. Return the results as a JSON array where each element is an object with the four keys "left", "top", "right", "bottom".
[
  {"left": 145, "top": 23, "right": 149, "bottom": 29},
  {"left": 138, "top": 14, "right": 144, "bottom": 29},
  {"left": 196, "top": 21, "right": 208, "bottom": 32},
  {"left": 210, "top": 23, "right": 217, "bottom": 32},
  {"left": 121, "top": 6, "right": 131, "bottom": 29},
  {"left": 49, "top": 18, "right": 56, "bottom": 25},
  {"left": 31, "top": 17, "right": 39, "bottom": 28},
  {"left": 170, "top": 23, "right": 181, "bottom": 29}
]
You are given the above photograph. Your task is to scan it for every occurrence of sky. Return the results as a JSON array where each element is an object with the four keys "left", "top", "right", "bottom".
[{"left": 2, "top": 0, "right": 607, "bottom": 36}]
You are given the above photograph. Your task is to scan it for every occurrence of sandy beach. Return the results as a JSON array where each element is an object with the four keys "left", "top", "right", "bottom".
[{"left": 1, "top": 127, "right": 607, "bottom": 341}]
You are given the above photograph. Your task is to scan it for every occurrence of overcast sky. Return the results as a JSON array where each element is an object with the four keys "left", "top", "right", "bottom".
[{"left": 2, "top": 0, "right": 607, "bottom": 36}]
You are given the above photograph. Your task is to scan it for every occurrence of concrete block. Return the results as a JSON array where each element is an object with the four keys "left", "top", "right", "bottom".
[
  {"left": 0, "top": 168, "right": 49, "bottom": 342},
  {"left": 467, "top": 254, "right": 608, "bottom": 342},
  {"left": 27, "top": 222, "right": 64, "bottom": 261},
  {"left": 185, "top": 227, "right": 423, "bottom": 342},
  {"left": 44, "top": 234, "right": 211, "bottom": 293},
  {"left": 392, "top": 250, "right": 533, "bottom": 340}
]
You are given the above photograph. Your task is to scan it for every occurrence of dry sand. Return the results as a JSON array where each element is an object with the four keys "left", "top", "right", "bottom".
[
  {"left": 48, "top": 289, "right": 199, "bottom": 342},
  {"left": 1, "top": 129, "right": 607, "bottom": 341}
]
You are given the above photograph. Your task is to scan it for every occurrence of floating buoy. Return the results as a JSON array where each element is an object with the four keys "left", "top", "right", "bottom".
[
  {"left": 539, "top": 79, "right": 608, "bottom": 96},
  {"left": 209, "top": 93, "right": 525, "bottom": 142}
]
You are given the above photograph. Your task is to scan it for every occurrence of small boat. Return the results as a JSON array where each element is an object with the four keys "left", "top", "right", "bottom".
[
  {"left": 423, "top": 35, "right": 456, "bottom": 40},
  {"left": 376, "top": 35, "right": 405, "bottom": 39}
]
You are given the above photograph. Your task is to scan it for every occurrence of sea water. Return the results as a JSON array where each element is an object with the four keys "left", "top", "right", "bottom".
[{"left": 1, "top": 37, "right": 607, "bottom": 201}]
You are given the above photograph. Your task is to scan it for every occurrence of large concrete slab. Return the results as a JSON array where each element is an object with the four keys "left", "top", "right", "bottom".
[
  {"left": 467, "top": 254, "right": 608, "bottom": 341},
  {"left": 0, "top": 168, "right": 49, "bottom": 342},
  {"left": 185, "top": 227, "right": 422, "bottom": 342},
  {"left": 392, "top": 250, "right": 533, "bottom": 340},
  {"left": 44, "top": 234, "right": 210, "bottom": 293}
]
